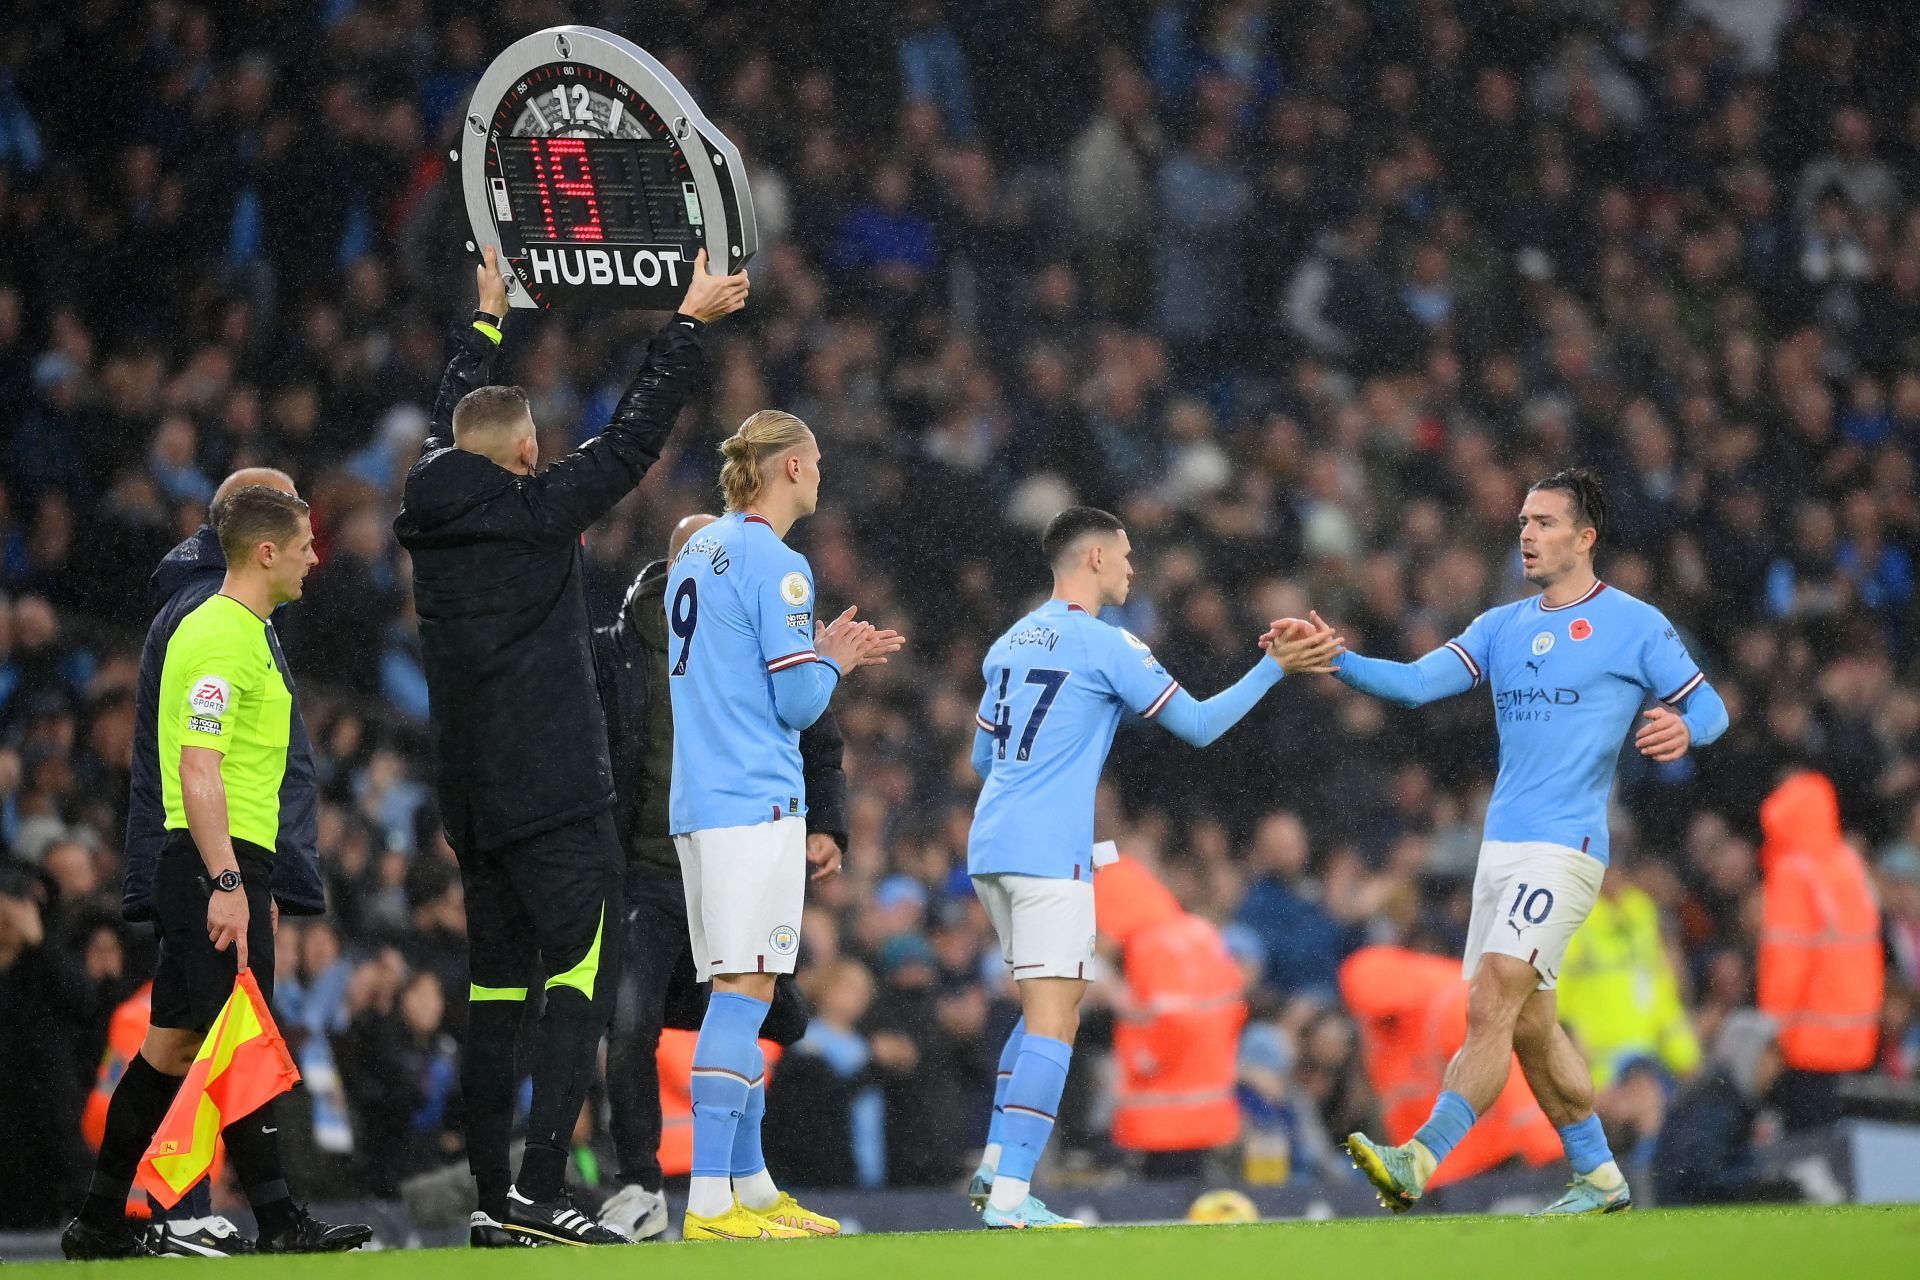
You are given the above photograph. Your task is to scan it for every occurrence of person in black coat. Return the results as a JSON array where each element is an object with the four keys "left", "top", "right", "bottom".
[
  {"left": 391, "top": 246, "right": 746, "bottom": 1243},
  {"left": 1652, "top": 1011, "right": 1804, "bottom": 1206},
  {"left": 590, "top": 512, "right": 843, "bottom": 1237}
]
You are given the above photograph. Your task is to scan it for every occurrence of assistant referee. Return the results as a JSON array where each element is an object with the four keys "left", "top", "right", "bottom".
[
  {"left": 64, "top": 487, "right": 370, "bottom": 1259},
  {"left": 395, "top": 247, "right": 747, "bottom": 1247}
]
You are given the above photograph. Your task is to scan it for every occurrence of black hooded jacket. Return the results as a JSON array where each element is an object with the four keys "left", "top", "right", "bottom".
[
  {"left": 122, "top": 527, "right": 326, "bottom": 920},
  {"left": 394, "top": 315, "right": 707, "bottom": 852}
]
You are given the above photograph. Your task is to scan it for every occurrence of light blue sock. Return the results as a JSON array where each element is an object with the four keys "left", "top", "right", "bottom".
[
  {"left": 995, "top": 1033, "right": 1072, "bottom": 1185},
  {"left": 690, "top": 992, "right": 770, "bottom": 1181},
  {"left": 983, "top": 1017, "right": 1027, "bottom": 1162},
  {"left": 1557, "top": 1113, "right": 1613, "bottom": 1176},
  {"left": 730, "top": 1041, "right": 768, "bottom": 1177},
  {"left": 1413, "top": 1090, "right": 1477, "bottom": 1165}
]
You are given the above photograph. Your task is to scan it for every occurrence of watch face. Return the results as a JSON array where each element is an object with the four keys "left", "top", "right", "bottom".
[{"left": 216, "top": 870, "right": 241, "bottom": 892}]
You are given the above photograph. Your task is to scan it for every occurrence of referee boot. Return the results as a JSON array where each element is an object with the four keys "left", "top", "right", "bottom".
[
  {"left": 255, "top": 1205, "right": 374, "bottom": 1253},
  {"left": 502, "top": 1186, "right": 632, "bottom": 1246},
  {"left": 61, "top": 1216, "right": 158, "bottom": 1260}
]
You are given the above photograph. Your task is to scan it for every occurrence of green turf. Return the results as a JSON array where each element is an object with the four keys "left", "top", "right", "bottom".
[{"left": 19, "top": 1205, "right": 1920, "bottom": 1279}]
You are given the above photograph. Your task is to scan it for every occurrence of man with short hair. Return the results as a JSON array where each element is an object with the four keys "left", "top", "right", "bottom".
[
  {"left": 964, "top": 506, "right": 1340, "bottom": 1227},
  {"left": 1327, "top": 468, "right": 1730, "bottom": 1215},
  {"left": 64, "top": 486, "right": 369, "bottom": 1259},
  {"left": 118, "top": 466, "right": 327, "bottom": 1256},
  {"left": 592, "top": 512, "right": 841, "bottom": 1241},
  {"left": 395, "top": 247, "right": 747, "bottom": 1247}
]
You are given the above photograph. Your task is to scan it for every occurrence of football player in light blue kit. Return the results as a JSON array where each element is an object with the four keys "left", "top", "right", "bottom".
[
  {"left": 966, "top": 507, "right": 1342, "bottom": 1228},
  {"left": 1321, "top": 469, "right": 1729, "bottom": 1215},
  {"left": 666, "top": 409, "right": 903, "bottom": 1240}
]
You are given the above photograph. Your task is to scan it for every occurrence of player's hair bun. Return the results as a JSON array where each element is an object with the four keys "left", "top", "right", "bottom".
[{"left": 718, "top": 410, "right": 812, "bottom": 511}]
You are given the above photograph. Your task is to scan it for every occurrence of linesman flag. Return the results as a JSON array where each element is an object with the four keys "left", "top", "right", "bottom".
[{"left": 136, "top": 970, "right": 301, "bottom": 1208}]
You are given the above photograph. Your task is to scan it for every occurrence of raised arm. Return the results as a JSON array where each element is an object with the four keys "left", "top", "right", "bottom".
[
  {"left": 516, "top": 252, "right": 747, "bottom": 538},
  {"left": 422, "top": 246, "right": 513, "bottom": 456},
  {"left": 1099, "top": 616, "right": 1340, "bottom": 748},
  {"left": 1323, "top": 608, "right": 1483, "bottom": 708},
  {"left": 1333, "top": 647, "right": 1479, "bottom": 707}
]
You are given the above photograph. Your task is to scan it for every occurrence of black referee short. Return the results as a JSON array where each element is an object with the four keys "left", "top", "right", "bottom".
[
  {"left": 151, "top": 832, "right": 276, "bottom": 1032},
  {"left": 457, "top": 810, "right": 622, "bottom": 1002}
]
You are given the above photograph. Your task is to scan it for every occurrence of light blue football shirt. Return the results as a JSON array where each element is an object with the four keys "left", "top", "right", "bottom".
[
  {"left": 1447, "top": 581, "right": 1705, "bottom": 864},
  {"left": 968, "top": 600, "right": 1184, "bottom": 880},
  {"left": 666, "top": 512, "right": 824, "bottom": 834}
]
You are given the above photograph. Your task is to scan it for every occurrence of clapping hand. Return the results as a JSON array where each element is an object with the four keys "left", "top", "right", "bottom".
[{"left": 815, "top": 605, "right": 905, "bottom": 674}]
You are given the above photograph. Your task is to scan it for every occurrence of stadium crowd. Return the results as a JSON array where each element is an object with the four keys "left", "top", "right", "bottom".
[{"left": 5, "top": 0, "right": 1920, "bottom": 1228}]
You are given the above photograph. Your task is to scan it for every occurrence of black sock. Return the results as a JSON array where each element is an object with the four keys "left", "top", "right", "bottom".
[
  {"left": 81, "top": 1054, "right": 185, "bottom": 1228},
  {"left": 463, "top": 998, "right": 524, "bottom": 1219},
  {"left": 516, "top": 986, "right": 603, "bottom": 1202},
  {"left": 221, "top": 1099, "right": 295, "bottom": 1237}
]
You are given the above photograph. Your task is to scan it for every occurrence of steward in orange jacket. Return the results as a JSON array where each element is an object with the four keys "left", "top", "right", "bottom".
[
  {"left": 1339, "top": 947, "right": 1560, "bottom": 1187},
  {"left": 1758, "top": 771, "right": 1882, "bottom": 1074},
  {"left": 1096, "top": 856, "right": 1246, "bottom": 1153}
]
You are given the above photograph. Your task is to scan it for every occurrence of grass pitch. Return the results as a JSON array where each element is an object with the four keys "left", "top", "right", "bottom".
[{"left": 19, "top": 1204, "right": 1919, "bottom": 1280}]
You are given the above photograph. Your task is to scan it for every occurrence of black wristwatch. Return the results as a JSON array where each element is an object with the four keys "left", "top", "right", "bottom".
[{"left": 211, "top": 869, "right": 242, "bottom": 893}]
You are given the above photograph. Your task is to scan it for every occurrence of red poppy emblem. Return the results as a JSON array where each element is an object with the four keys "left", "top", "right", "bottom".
[{"left": 1569, "top": 618, "right": 1593, "bottom": 641}]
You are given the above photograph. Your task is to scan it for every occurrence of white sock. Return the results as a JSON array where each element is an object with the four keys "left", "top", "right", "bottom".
[
  {"left": 686, "top": 1175, "right": 733, "bottom": 1219},
  {"left": 733, "top": 1168, "right": 780, "bottom": 1212},
  {"left": 981, "top": 1143, "right": 1002, "bottom": 1174},
  {"left": 1584, "top": 1160, "right": 1626, "bottom": 1192},
  {"left": 987, "top": 1174, "right": 1030, "bottom": 1213}
]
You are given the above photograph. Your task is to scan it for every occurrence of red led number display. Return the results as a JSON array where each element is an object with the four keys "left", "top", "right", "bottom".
[{"left": 525, "top": 137, "right": 604, "bottom": 242}]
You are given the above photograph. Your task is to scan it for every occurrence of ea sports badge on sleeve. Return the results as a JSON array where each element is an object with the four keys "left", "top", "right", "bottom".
[{"left": 459, "top": 26, "right": 757, "bottom": 310}]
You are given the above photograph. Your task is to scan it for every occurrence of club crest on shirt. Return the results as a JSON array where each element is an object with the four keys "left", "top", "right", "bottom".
[
  {"left": 1570, "top": 618, "right": 1594, "bottom": 641},
  {"left": 1531, "top": 631, "right": 1554, "bottom": 657},
  {"left": 780, "top": 572, "right": 810, "bottom": 606},
  {"left": 769, "top": 924, "right": 799, "bottom": 955}
]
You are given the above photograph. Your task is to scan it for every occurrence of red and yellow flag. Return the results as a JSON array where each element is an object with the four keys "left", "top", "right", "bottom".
[{"left": 136, "top": 970, "right": 301, "bottom": 1209}]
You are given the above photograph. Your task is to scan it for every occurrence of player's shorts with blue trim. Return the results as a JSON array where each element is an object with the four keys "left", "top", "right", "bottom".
[{"left": 1463, "top": 840, "right": 1605, "bottom": 991}]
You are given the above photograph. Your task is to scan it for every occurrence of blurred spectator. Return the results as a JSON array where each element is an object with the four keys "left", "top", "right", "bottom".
[
  {"left": 1098, "top": 855, "right": 1245, "bottom": 1177},
  {"left": 1757, "top": 772, "right": 1883, "bottom": 1130},
  {"left": 1234, "top": 813, "right": 1355, "bottom": 998},
  {"left": 1558, "top": 855, "right": 1703, "bottom": 1089},
  {"left": 0, "top": 859, "right": 94, "bottom": 1227},
  {"left": 1652, "top": 1011, "right": 1802, "bottom": 1206}
]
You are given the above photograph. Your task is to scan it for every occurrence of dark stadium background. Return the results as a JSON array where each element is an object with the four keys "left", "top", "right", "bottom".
[{"left": 2, "top": 0, "right": 1919, "bottom": 1231}]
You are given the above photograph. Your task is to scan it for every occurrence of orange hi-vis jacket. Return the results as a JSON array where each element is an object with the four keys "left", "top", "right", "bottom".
[
  {"left": 1758, "top": 771, "right": 1883, "bottom": 1073},
  {"left": 1096, "top": 856, "right": 1246, "bottom": 1152},
  {"left": 1339, "top": 947, "right": 1560, "bottom": 1187},
  {"left": 654, "top": 1030, "right": 784, "bottom": 1178}
]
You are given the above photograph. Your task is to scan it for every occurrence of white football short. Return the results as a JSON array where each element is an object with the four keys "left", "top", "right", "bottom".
[
  {"left": 972, "top": 872, "right": 1099, "bottom": 982},
  {"left": 1462, "top": 840, "right": 1606, "bottom": 991},
  {"left": 674, "top": 815, "right": 807, "bottom": 980}
]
